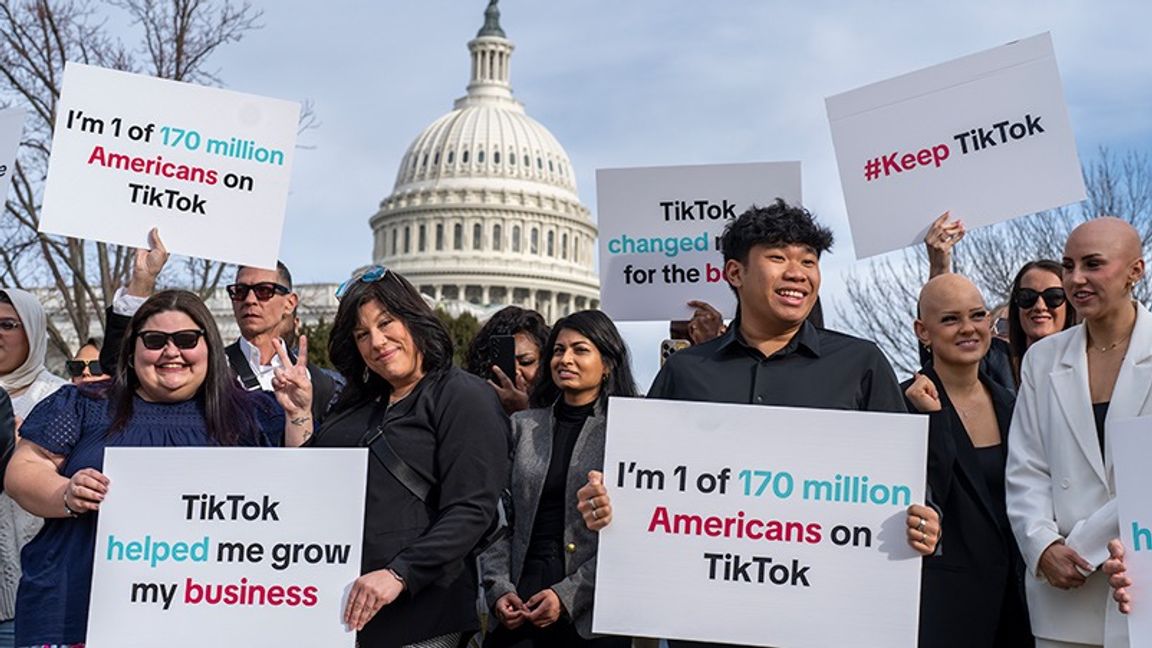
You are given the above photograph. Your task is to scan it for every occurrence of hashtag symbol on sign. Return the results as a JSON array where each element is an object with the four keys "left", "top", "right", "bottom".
[{"left": 863, "top": 157, "right": 881, "bottom": 182}]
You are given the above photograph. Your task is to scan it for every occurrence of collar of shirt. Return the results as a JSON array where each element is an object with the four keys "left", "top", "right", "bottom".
[
  {"left": 238, "top": 336, "right": 284, "bottom": 391},
  {"left": 716, "top": 318, "right": 822, "bottom": 361}
]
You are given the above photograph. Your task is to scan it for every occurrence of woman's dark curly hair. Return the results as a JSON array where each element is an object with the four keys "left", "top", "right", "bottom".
[{"left": 464, "top": 306, "right": 550, "bottom": 379}]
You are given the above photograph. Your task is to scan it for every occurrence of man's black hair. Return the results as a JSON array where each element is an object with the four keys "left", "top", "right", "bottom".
[
  {"left": 235, "top": 260, "right": 293, "bottom": 290},
  {"left": 720, "top": 198, "right": 834, "bottom": 265}
]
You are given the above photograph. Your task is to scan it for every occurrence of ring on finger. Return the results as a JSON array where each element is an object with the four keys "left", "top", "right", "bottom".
[
  {"left": 592, "top": 507, "right": 599, "bottom": 520},
  {"left": 917, "top": 516, "right": 926, "bottom": 533}
]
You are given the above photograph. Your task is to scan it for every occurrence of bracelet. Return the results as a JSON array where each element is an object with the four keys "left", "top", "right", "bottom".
[
  {"left": 387, "top": 568, "right": 406, "bottom": 590},
  {"left": 63, "top": 491, "right": 80, "bottom": 518}
]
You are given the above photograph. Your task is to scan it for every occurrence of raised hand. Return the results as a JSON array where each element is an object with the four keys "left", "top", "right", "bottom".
[
  {"left": 128, "top": 227, "right": 170, "bottom": 296},
  {"left": 272, "top": 336, "right": 313, "bottom": 446},
  {"left": 904, "top": 373, "right": 942, "bottom": 413},
  {"left": 924, "top": 212, "right": 965, "bottom": 277}
]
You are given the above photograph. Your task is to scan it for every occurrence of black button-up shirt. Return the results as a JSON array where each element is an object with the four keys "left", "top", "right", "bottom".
[{"left": 648, "top": 320, "right": 906, "bottom": 413}]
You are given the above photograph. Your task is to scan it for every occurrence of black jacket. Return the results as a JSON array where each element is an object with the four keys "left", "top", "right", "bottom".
[
  {"left": 903, "top": 367, "right": 1032, "bottom": 648},
  {"left": 312, "top": 367, "right": 511, "bottom": 647},
  {"left": 100, "top": 306, "right": 338, "bottom": 425}
]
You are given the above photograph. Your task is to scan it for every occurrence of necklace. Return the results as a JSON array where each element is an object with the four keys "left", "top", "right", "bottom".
[{"left": 1089, "top": 335, "right": 1130, "bottom": 353}]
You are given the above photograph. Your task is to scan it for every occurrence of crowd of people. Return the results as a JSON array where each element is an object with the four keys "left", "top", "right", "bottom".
[{"left": 0, "top": 199, "right": 1145, "bottom": 648}]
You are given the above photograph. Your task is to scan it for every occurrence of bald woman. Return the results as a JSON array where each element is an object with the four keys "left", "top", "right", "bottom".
[
  {"left": 905, "top": 274, "right": 1033, "bottom": 648},
  {"left": 1006, "top": 217, "right": 1147, "bottom": 648}
]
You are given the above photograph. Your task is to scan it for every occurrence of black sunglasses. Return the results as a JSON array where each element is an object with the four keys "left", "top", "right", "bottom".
[
  {"left": 65, "top": 360, "right": 104, "bottom": 377},
  {"left": 226, "top": 282, "right": 290, "bottom": 302},
  {"left": 137, "top": 329, "right": 206, "bottom": 350},
  {"left": 1014, "top": 287, "right": 1067, "bottom": 310}
]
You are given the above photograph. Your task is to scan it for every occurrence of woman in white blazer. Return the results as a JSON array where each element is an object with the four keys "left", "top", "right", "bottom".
[{"left": 1006, "top": 217, "right": 1147, "bottom": 648}]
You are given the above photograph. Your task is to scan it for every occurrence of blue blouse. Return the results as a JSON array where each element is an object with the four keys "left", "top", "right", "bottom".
[{"left": 13, "top": 385, "right": 281, "bottom": 646}]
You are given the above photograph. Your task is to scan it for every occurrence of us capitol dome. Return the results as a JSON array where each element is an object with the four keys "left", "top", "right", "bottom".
[{"left": 369, "top": 0, "right": 599, "bottom": 321}]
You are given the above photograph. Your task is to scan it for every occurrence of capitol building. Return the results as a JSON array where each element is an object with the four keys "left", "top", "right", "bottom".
[{"left": 368, "top": 1, "right": 600, "bottom": 322}]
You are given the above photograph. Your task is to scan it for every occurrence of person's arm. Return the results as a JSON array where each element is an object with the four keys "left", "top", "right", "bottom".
[
  {"left": 549, "top": 552, "right": 597, "bottom": 624},
  {"left": 861, "top": 344, "right": 908, "bottom": 414},
  {"left": 5, "top": 440, "right": 108, "bottom": 518},
  {"left": 1005, "top": 352, "right": 1088, "bottom": 585},
  {"left": 385, "top": 375, "right": 511, "bottom": 594},
  {"left": 271, "top": 338, "right": 314, "bottom": 447},
  {"left": 102, "top": 228, "right": 170, "bottom": 375},
  {"left": 924, "top": 211, "right": 965, "bottom": 277}
]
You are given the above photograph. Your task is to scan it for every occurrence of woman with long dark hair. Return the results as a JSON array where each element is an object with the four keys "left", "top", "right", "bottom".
[
  {"left": 465, "top": 306, "right": 550, "bottom": 415},
  {"left": 480, "top": 310, "right": 636, "bottom": 648},
  {"left": 1006, "top": 260, "right": 1077, "bottom": 385},
  {"left": 5, "top": 290, "right": 282, "bottom": 647},
  {"left": 276, "top": 266, "right": 510, "bottom": 648}
]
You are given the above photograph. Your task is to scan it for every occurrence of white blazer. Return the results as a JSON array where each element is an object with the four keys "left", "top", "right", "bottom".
[{"left": 1006, "top": 303, "right": 1152, "bottom": 648}]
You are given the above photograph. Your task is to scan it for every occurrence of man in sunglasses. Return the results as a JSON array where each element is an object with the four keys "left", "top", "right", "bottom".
[
  {"left": 99, "top": 230, "right": 340, "bottom": 426},
  {"left": 67, "top": 338, "right": 108, "bottom": 385}
]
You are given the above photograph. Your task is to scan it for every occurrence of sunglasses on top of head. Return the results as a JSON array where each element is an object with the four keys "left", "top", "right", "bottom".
[
  {"left": 226, "top": 282, "right": 291, "bottom": 302},
  {"left": 335, "top": 265, "right": 389, "bottom": 300},
  {"left": 65, "top": 360, "right": 105, "bottom": 377},
  {"left": 137, "top": 329, "right": 206, "bottom": 351},
  {"left": 1014, "top": 287, "right": 1066, "bottom": 310}
]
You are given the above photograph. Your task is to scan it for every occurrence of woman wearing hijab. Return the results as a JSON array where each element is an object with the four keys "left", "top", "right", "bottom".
[{"left": 0, "top": 288, "right": 67, "bottom": 646}]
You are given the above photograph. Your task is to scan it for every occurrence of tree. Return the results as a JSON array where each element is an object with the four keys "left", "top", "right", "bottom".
[
  {"left": 0, "top": 0, "right": 261, "bottom": 356},
  {"left": 299, "top": 317, "right": 333, "bottom": 369},
  {"left": 834, "top": 150, "right": 1152, "bottom": 376},
  {"left": 436, "top": 308, "right": 480, "bottom": 368}
]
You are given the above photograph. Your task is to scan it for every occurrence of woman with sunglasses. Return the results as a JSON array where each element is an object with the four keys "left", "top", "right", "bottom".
[
  {"left": 5, "top": 290, "right": 284, "bottom": 648},
  {"left": 1006, "top": 218, "right": 1149, "bottom": 648},
  {"left": 480, "top": 310, "right": 636, "bottom": 648},
  {"left": 275, "top": 266, "right": 510, "bottom": 648},
  {"left": 67, "top": 338, "right": 108, "bottom": 385},
  {"left": 0, "top": 288, "right": 67, "bottom": 647},
  {"left": 1006, "top": 260, "right": 1077, "bottom": 385}
]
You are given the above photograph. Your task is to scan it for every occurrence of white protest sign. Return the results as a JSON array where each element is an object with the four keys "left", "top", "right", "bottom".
[
  {"left": 827, "top": 32, "right": 1085, "bottom": 259},
  {"left": 594, "top": 397, "right": 927, "bottom": 648},
  {"left": 0, "top": 107, "right": 25, "bottom": 202},
  {"left": 597, "top": 162, "right": 801, "bottom": 321},
  {"left": 39, "top": 62, "right": 300, "bottom": 267},
  {"left": 1111, "top": 417, "right": 1152, "bottom": 645},
  {"left": 87, "top": 448, "right": 367, "bottom": 648}
]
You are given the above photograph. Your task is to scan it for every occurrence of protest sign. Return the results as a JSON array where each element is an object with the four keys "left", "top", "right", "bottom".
[
  {"left": 827, "top": 32, "right": 1084, "bottom": 259},
  {"left": 596, "top": 162, "right": 801, "bottom": 321},
  {"left": 594, "top": 397, "right": 927, "bottom": 647},
  {"left": 39, "top": 62, "right": 300, "bottom": 268},
  {"left": 0, "top": 107, "right": 24, "bottom": 202},
  {"left": 1111, "top": 417, "right": 1152, "bottom": 645},
  {"left": 86, "top": 448, "right": 366, "bottom": 648}
]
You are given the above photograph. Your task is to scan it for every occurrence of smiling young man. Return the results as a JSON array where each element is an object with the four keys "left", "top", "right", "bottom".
[{"left": 646, "top": 199, "right": 905, "bottom": 411}]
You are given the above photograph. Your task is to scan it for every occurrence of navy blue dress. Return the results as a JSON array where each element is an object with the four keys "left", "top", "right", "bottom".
[{"left": 13, "top": 385, "right": 281, "bottom": 646}]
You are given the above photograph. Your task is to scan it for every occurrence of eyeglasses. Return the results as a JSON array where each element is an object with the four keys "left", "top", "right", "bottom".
[
  {"left": 226, "top": 282, "right": 290, "bottom": 302},
  {"left": 65, "top": 360, "right": 105, "bottom": 377},
  {"left": 137, "top": 329, "right": 206, "bottom": 350},
  {"left": 335, "top": 265, "right": 389, "bottom": 300},
  {"left": 1014, "top": 287, "right": 1066, "bottom": 310},
  {"left": 0, "top": 319, "right": 22, "bottom": 332}
]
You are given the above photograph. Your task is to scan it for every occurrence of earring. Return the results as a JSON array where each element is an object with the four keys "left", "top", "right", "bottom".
[{"left": 362, "top": 367, "right": 370, "bottom": 383}]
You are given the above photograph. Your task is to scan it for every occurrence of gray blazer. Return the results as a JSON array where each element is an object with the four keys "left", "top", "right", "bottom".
[{"left": 480, "top": 402, "right": 606, "bottom": 638}]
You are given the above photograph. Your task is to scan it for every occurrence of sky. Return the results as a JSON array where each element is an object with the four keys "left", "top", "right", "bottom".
[{"left": 109, "top": 1, "right": 1152, "bottom": 386}]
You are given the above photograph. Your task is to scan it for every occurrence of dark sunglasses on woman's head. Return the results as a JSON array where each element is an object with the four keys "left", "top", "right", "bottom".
[
  {"left": 137, "top": 329, "right": 206, "bottom": 350},
  {"left": 65, "top": 360, "right": 104, "bottom": 377},
  {"left": 225, "top": 282, "right": 290, "bottom": 302},
  {"left": 335, "top": 265, "right": 389, "bottom": 300},
  {"left": 1014, "top": 287, "right": 1067, "bottom": 309}
]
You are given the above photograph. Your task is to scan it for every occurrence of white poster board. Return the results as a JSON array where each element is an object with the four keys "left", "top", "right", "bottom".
[
  {"left": 1111, "top": 416, "right": 1152, "bottom": 645},
  {"left": 87, "top": 448, "right": 367, "bottom": 648},
  {"left": 39, "top": 62, "right": 301, "bottom": 267},
  {"left": 827, "top": 32, "right": 1085, "bottom": 259},
  {"left": 594, "top": 397, "right": 927, "bottom": 647},
  {"left": 0, "top": 107, "right": 24, "bottom": 202},
  {"left": 596, "top": 162, "right": 801, "bottom": 321}
]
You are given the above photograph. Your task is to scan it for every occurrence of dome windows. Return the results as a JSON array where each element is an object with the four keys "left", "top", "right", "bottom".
[
  {"left": 463, "top": 150, "right": 470, "bottom": 164},
  {"left": 512, "top": 225, "right": 522, "bottom": 252},
  {"left": 493, "top": 151, "right": 500, "bottom": 165},
  {"left": 448, "top": 150, "right": 455, "bottom": 164},
  {"left": 547, "top": 230, "right": 555, "bottom": 257},
  {"left": 436, "top": 224, "right": 445, "bottom": 251},
  {"left": 530, "top": 228, "right": 539, "bottom": 254},
  {"left": 454, "top": 223, "right": 464, "bottom": 250},
  {"left": 478, "top": 150, "right": 485, "bottom": 164},
  {"left": 493, "top": 224, "right": 503, "bottom": 251},
  {"left": 419, "top": 225, "right": 428, "bottom": 252},
  {"left": 434, "top": 151, "right": 440, "bottom": 165},
  {"left": 561, "top": 232, "right": 568, "bottom": 260},
  {"left": 523, "top": 154, "right": 529, "bottom": 167},
  {"left": 473, "top": 223, "right": 483, "bottom": 250}
]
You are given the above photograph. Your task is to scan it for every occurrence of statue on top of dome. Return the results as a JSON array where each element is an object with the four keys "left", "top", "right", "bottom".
[{"left": 478, "top": 0, "right": 505, "bottom": 38}]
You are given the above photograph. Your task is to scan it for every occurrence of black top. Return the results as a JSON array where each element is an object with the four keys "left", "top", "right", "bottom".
[
  {"left": 310, "top": 367, "right": 511, "bottom": 648},
  {"left": 527, "top": 399, "right": 595, "bottom": 557},
  {"left": 648, "top": 319, "right": 905, "bottom": 413},
  {"left": 973, "top": 443, "right": 1007, "bottom": 517},
  {"left": 1094, "top": 401, "right": 1110, "bottom": 460}
]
